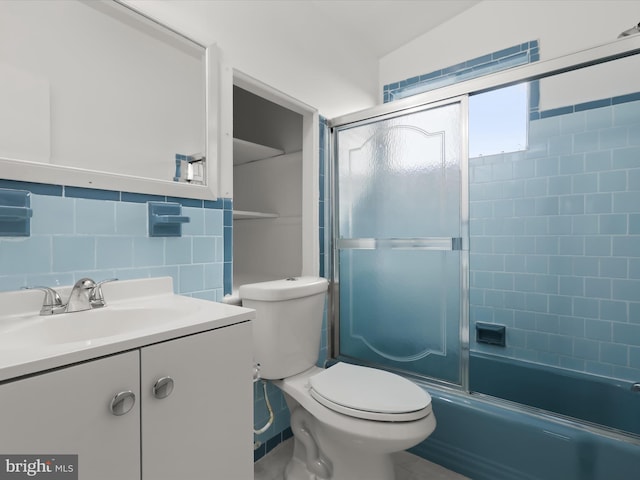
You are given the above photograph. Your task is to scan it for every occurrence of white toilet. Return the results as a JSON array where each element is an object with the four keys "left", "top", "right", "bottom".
[{"left": 240, "top": 276, "right": 436, "bottom": 480}]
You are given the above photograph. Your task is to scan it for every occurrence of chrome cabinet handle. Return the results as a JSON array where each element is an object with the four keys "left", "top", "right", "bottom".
[
  {"left": 152, "top": 376, "right": 174, "bottom": 399},
  {"left": 110, "top": 390, "right": 136, "bottom": 416}
]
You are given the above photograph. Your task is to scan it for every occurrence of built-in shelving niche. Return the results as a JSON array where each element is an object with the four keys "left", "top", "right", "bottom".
[
  {"left": 232, "top": 138, "right": 283, "bottom": 220},
  {"left": 233, "top": 138, "right": 283, "bottom": 166},
  {"left": 232, "top": 210, "right": 278, "bottom": 220}
]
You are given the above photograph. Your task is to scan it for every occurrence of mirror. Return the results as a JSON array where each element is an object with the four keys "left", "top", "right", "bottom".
[{"left": 0, "top": 0, "right": 218, "bottom": 200}]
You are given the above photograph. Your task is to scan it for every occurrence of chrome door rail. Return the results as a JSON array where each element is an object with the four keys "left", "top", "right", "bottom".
[{"left": 337, "top": 237, "right": 464, "bottom": 251}]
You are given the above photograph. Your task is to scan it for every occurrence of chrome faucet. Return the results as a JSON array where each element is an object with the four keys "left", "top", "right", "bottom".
[
  {"left": 25, "top": 278, "right": 117, "bottom": 315},
  {"left": 65, "top": 278, "right": 98, "bottom": 313}
]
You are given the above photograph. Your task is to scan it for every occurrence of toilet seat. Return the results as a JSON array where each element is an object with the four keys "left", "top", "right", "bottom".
[{"left": 308, "top": 363, "right": 432, "bottom": 422}]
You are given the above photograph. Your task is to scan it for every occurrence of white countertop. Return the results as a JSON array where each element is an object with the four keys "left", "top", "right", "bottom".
[{"left": 0, "top": 277, "right": 255, "bottom": 383}]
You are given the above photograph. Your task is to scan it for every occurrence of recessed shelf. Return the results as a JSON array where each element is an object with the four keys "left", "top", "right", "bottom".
[
  {"left": 233, "top": 138, "right": 284, "bottom": 165},
  {"left": 232, "top": 210, "right": 278, "bottom": 220}
]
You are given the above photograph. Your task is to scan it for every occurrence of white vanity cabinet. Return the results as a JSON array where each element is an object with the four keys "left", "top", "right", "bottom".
[
  {"left": 0, "top": 321, "right": 253, "bottom": 480},
  {"left": 0, "top": 350, "right": 141, "bottom": 479},
  {"left": 141, "top": 321, "right": 253, "bottom": 480}
]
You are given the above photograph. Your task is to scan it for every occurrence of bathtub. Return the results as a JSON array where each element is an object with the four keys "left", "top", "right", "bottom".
[
  {"left": 409, "top": 355, "right": 640, "bottom": 480},
  {"left": 468, "top": 353, "right": 640, "bottom": 436}
]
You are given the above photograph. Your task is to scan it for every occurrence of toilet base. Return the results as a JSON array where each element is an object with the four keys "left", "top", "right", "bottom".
[
  {"left": 285, "top": 451, "right": 395, "bottom": 480},
  {"left": 284, "top": 416, "right": 396, "bottom": 480},
  {"left": 283, "top": 404, "right": 427, "bottom": 480}
]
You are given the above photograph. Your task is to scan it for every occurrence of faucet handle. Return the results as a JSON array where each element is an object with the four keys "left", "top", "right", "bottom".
[
  {"left": 90, "top": 278, "right": 118, "bottom": 308},
  {"left": 22, "top": 286, "right": 64, "bottom": 316}
]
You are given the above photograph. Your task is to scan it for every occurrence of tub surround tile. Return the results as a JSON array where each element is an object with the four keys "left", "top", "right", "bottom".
[{"left": 470, "top": 97, "right": 640, "bottom": 380}]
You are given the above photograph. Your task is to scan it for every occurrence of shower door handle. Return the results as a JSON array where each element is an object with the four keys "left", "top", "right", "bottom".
[{"left": 337, "top": 237, "right": 466, "bottom": 251}]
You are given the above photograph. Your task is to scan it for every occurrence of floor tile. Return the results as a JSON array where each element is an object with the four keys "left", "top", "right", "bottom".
[{"left": 254, "top": 439, "right": 470, "bottom": 480}]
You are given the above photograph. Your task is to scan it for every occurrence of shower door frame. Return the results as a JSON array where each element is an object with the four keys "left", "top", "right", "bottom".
[
  {"left": 327, "top": 34, "right": 640, "bottom": 393},
  {"left": 329, "top": 97, "right": 470, "bottom": 390}
]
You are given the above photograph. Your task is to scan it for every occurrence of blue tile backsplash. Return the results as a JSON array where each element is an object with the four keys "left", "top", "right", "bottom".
[
  {"left": 0, "top": 180, "right": 231, "bottom": 300},
  {"left": 318, "top": 116, "right": 330, "bottom": 366},
  {"left": 469, "top": 96, "right": 640, "bottom": 381}
]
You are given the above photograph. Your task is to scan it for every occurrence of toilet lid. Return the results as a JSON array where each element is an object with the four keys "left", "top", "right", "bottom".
[{"left": 308, "top": 363, "right": 432, "bottom": 422}]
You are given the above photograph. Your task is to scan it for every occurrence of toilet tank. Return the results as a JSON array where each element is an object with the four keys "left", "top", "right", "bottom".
[{"left": 239, "top": 277, "right": 328, "bottom": 380}]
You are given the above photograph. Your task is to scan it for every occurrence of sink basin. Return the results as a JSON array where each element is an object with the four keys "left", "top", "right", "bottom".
[{"left": 1, "top": 304, "right": 198, "bottom": 348}]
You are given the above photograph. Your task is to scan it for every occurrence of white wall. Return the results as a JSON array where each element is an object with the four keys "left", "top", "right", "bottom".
[
  {"left": 539, "top": 53, "right": 640, "bottom": 110},
  {"left": 233, "top": 152, "right": 303, "bottom": 279},
  {"left": 125, "top": 0, "right": 379, "bottom": 119},
  {"left": 0, "top": 62, "right": 50, "bottom": 163},
  {"left": 380, "top": 1, "right": 640, "bottom": 98},
  {"left": 127, "top": 0, "right": 639, "bottom": 118},
  {"left": 234, "top": 86, "right": 302, "bottom": 154}
]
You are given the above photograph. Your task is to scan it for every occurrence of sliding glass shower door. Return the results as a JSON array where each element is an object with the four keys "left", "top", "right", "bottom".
[{"left": 333, "top": 99, "right": 468, "bottom": 385}]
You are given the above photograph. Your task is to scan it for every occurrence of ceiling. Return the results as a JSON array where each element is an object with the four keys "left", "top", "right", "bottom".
[
  {"left": 142, "top": 0, "right": 481, "bottom": 59},
  {"left": 306, "top": 0, "right": 481, "bottom": 58},
  {"left": 125, "top": 0, "right": 483, "bottom": 117}
]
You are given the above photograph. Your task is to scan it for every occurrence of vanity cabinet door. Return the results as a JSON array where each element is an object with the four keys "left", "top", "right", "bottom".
[
  {"left": 140, "top": 322, "right": 253, "bottom": 480},
  {"left": 0, "top": 350, "right": 141, "bottom": 480}
]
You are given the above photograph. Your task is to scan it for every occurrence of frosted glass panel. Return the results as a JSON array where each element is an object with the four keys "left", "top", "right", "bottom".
[
  {"left": 335, "top": 101, "right": 464, "bottom": 385},
  {"left": 337, "top": 103, "right": 461, "bottom": 239},
  {"left": 339, "top": 249, "right": 461, "bottom": 383}
]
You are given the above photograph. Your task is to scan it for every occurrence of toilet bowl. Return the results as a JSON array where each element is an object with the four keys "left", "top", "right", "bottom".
[
  {"left": 276, "top": 363, "right": 435, "bottom": 480},
  {"left": 239, "top": 277, "right": 436, "bottom": 480}
]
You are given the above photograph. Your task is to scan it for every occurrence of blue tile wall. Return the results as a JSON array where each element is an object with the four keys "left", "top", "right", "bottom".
[
  {"left": 384, "top": 41, "right": 539, "bottom": 102},
  {"left": 222, "top": 198, "right": 233, "bottom": 296},
  {"left": 319, "top": 116, "right": 328, "bottom": 279},
  {"left": 530, "top": 91, "right": 640, "bottom": 122},
  {"left": 253, "top": 379, "right": 292, "bottom": 460},
  {"left": 318, "top": 116, "right": 330, "bottom": 366},
  {"left": 0, "top": 180, "right": 229, "bottom": 301},
  {"left": 469, "top": 97, "right": 640, "bottom": 381}
]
